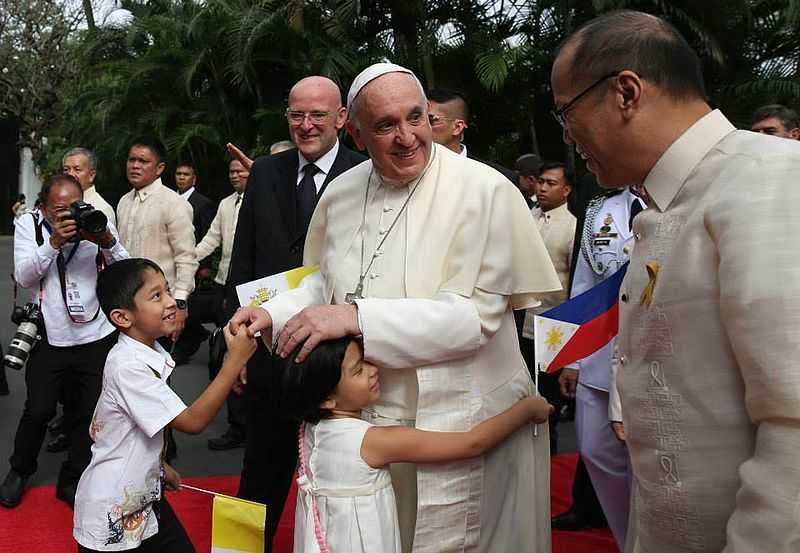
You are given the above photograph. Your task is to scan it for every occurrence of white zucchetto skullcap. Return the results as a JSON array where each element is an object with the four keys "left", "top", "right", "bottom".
[{"left": 346, "top": 62, "right": 422, "bottom": 111}]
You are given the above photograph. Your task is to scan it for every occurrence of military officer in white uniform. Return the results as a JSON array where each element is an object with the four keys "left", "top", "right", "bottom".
[{"left": 559, "top": 187, "right": 644, "bottom": 549}]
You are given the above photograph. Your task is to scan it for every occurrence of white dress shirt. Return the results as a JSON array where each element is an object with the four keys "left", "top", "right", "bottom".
[
  {"left": 522, "top": 201, "right": 576, "bottom": 338},
  {"left": 73, "top": 333, "right": 186, "bottom": 551},
  {"left": 13, "top": 211, "right": 129, "bottom": 347},
  {"left": 83, "top": 185, "right": 117, "bottom": 228},
  {"left": 296, "top": 140, "right": 339, "bottom": 193},
  {"left": 178, "top": 186, "right": 195, "bottom": 200},
  {"left": 116, "top": 178, "right": 198, "bottom": 301},
  {"left": 195, "top": 191, "right": 242, "bottom": 285}
]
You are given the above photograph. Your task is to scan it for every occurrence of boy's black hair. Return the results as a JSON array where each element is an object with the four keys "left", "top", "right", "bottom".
[
  {"left": 97, "top": 258, "right": 165, "bottom": 322},
  {"left": 275, "top": 337, "right": 353, "bottom": 423}
]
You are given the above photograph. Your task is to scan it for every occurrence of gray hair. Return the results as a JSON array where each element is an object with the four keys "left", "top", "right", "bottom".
[
  {"left": 269, "top": 140, "right": 296, "bottom": 155},
  {"left": 63, "top": 147, "right": 98, "bottom": 170},
  {"left": 752, "top": 104, "right": 800, "bottom": 130}
]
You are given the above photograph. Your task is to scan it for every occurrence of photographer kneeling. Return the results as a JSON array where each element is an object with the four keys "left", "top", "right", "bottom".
[{"left": 0, "top": 174, "right": 129, "bottom": 509}]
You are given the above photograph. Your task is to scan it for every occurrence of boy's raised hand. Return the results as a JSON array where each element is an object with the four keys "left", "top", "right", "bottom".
[
  {"left": 522, "top": 395, "right": 555, "bottom": 424},
  {"left": 223, "top": 323, "right": 257, "bottom": 368}
]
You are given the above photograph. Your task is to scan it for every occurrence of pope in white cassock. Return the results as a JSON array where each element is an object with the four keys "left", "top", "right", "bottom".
[{"left": 230, "top": 63, "right": 561, "bottom": 553}]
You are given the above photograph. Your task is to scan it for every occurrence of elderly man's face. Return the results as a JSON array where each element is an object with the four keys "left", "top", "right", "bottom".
[
  {"left": 551, "top": 50, "right": 631, "bottom": 188},
  {"left": 287, "top": 77, "right": 346, "bottom": 162},
  {"left": 348, "top": 73, "right": 433, "bottom": 183},
  {"left": 751, "top": 117, "right": 800, "bottom": 140},
  {"left": 62, "top": 154, "right": 95, "bottom": 191}
]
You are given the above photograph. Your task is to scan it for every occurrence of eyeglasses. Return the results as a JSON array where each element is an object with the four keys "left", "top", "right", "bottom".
[
  {"left": 551, "top": 71, "right": 620, "bottom": 128},
  {"left": 285, "top": 110, "right": 332, "bottom": 125}
]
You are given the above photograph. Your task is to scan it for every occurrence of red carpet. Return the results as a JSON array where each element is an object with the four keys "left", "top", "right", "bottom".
[{"left": 0, "top": 453, "right": 615, "bottom": 552}]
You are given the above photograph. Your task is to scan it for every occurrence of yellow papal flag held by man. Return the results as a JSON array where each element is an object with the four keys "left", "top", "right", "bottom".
[{"left": 210, "top": 493, "right": 267, "bottom": 553}]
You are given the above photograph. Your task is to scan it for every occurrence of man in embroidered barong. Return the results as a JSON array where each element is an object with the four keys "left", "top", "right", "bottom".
[
  {"left": 552, "top": 10, "right": 800, "bottom": 553},
  {"left": 230, "top": 62, "right": 561, "bottom": 553}
]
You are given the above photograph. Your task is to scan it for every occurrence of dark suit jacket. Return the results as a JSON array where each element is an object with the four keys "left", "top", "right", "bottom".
[
  {"left": 187, "top": 189, "right": 216, "bottom": 270},
  {"left": 226, "top": 143, "right": 366, "bottom": 398}
]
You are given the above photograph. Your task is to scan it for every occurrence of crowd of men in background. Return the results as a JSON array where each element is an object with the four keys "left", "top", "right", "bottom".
[{"left": 1, "top": 53, "right": 798, "bottom": 551}]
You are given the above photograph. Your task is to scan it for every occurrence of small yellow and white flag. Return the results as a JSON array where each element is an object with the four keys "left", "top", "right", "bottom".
[
  {"left": 235, "top": 265, "right": 319, "bottom": 309},
  {"left": 210, "top": 494, "right": 267, "bottom": 553}
]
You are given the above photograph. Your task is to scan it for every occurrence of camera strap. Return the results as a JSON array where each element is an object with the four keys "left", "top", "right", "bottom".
[{"left": 24, "top": 212, "right": 45, "bottom": 309}]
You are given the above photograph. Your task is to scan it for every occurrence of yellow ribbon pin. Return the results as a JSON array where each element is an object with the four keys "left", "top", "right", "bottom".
[{"left": 639, "top": 260, "right": 660, "bottom": 307}]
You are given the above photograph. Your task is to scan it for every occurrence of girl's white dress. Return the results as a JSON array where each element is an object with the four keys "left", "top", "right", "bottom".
[{"left": 294, "top": 418, "right": 401, "bottom": 553}]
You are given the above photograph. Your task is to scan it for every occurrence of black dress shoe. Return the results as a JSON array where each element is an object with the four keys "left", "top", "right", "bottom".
[
  {"left": 0, "top": 469, "right": 28, "bottom": 508},
  {"left": 552, "top": 509, "right": 607, "bottom": 531},
  {"left": 46, "top": 432, "right": 71, "bottom": 453},
  {"left": 56, "top": 482, "right": 76, "bottom": 509},
  {"left": 208, "top": 431, "right": 245, "bottom": 451},
  {"left": 552, "top": 510, "right": 587, "bottom": 531}
]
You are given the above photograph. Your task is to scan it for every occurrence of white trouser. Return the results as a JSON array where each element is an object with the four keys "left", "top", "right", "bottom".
[{"left": 576, "top": 382, "right": 632, "bottom": 550}]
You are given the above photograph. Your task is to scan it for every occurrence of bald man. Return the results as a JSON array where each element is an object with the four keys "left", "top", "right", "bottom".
[
  {"left": 225, "top": 75, "right": 365, "bottom": 551},
  {"left": 553, "top": 10, "right": 800, "bottom": 553}
]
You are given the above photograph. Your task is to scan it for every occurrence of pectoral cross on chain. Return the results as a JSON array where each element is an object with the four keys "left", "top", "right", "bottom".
[{"left": 345, "top": 281, "right": 364, "bottom": 304}]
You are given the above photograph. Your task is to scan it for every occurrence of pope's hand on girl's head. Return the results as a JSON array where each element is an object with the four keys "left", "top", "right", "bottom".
[{"left": 277, "top": 304, "right": 359, "bottom": 362}]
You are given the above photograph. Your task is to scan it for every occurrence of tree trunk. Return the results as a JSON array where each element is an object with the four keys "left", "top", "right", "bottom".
[{"left": 82, "top": 0, "right": 95, "bottom": 30}]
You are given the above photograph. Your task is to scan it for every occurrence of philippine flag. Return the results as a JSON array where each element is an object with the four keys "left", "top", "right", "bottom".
[{"left": 534, "top": 262, "right": 629, "bottom": 373}]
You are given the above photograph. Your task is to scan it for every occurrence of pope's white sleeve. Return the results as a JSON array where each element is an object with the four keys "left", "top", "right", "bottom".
[
  {"left": 261, "top": 271, "right": 326, "bottom": 344},
  {"left": 355, "top": 288, "right": 509, "bottom": 369}
]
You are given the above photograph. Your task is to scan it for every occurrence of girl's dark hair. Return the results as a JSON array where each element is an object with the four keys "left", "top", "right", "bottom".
[{"left": 276, "top": 337, "right": 352, "bottom": 423}]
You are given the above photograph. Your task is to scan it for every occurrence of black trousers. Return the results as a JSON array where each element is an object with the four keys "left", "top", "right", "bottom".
[
  {"left": 174, "top": 285, "right": 220, "bottom": 357},
  {"left": 519, "top": 336, "right": 564, "bottom": 455},
  {"left": 77, "top": 498, "right": 194, "bottom": 553},
  {"left": 9, "top": 329, "right": 117, "bottom": 487},
  {"left": 237, "top": 347, "right": 299, "bottom": 553}
]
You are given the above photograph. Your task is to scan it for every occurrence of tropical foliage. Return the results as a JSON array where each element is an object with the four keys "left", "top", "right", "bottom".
[{"left": 2, "top": 0, "right": 799, "bottom": 204}]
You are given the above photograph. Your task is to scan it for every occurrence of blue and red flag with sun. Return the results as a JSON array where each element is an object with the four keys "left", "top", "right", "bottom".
[{"left": 533, "top": 262, "right": 629, "bottom": 374}]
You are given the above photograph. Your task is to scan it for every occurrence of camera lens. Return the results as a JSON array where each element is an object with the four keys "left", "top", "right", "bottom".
[
  {"left": 3, "top": 321, "right": 39, "bottom": 370},
  {"left": 82, "top": 210, "right": 108, "bottom": 234}
]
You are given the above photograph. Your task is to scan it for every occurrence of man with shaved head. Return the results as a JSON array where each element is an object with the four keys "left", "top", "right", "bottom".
[
  {"left": 552, "top": 10, "right": 800, "bottom": 553},
  {"left": 231, "top": 63, "right": 560, "bottom": 552},
  {"left": 225, "top": 75, "right": 365, "bottom": 551}
]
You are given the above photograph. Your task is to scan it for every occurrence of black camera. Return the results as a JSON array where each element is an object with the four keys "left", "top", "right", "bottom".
[
  {"left": 69, "top": 200, "right": 107, "bottom": 234},
  {"left": 4, "top": 303, "right": 41, "bottom": 370}
]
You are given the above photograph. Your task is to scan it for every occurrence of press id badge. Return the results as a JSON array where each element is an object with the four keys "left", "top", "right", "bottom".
[{"left": 66, "top": 279, "right": 87, "bottom": 316}]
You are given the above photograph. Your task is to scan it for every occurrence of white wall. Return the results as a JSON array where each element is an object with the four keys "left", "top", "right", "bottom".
[{"left": 18, "top": 147, "right": 41, "bottom": 207}]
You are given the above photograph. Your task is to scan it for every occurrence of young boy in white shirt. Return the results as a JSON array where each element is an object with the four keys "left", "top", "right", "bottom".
[{"left": 73, "top": 258, "right": 256, "bottom": 552}]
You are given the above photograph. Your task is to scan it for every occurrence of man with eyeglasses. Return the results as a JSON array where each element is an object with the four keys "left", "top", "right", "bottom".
[
  {"left": 231, "top": 62, "right": 560, "bottom": 553},
  {"left": 552, "top": 10, "right": 800, "bottom": 553},
  {"left": 225, "top": 75, "right": 364, "bottom": 552},
  {"left": 428, "top": 87, "right": 519, "bottom": 185}
]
